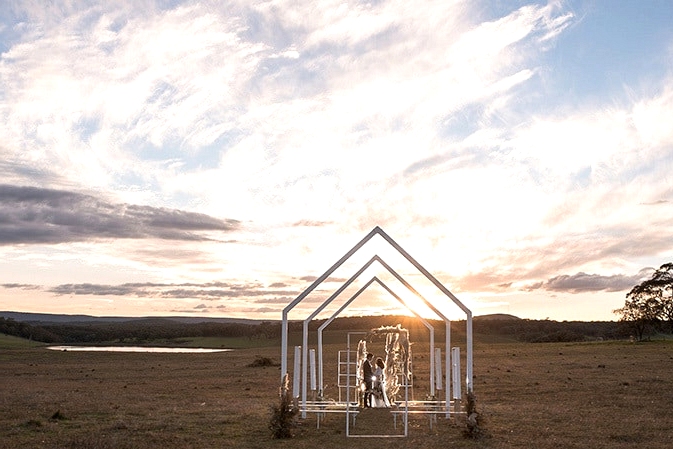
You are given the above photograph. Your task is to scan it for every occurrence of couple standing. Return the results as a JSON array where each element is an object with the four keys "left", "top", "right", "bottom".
[{"left": 362, "top": 352, "right": 389, "bottom": 408}]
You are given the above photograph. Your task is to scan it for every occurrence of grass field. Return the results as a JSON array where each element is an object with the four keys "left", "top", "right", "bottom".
[
  {"left": 2, "top": 335, "right": 672, "bottom": 448},
  {"left": 0, "top": 333, "right": 46, "bottom": 349}
]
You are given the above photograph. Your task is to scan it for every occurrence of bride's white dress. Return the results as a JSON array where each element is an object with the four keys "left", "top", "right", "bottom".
[
  {"left": 372, "top": 369, "right": 391, "bottom": 408},
  {"left": 371, "top": 385, "right": 390, "bottom": 407}
]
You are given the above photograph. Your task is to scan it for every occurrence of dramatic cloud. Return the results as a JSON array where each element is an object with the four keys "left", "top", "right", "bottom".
[
  {"left": 529, "top": 269, "right": 655, "bottom": 294},
  {"left": 44, "top": 281, "right": 296, "bottom": 300},
  {"left": 0, "top": 185, "right": 239, "bottom": 244}
]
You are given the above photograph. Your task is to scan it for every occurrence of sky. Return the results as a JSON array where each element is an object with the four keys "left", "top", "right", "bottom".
[{"left": 1, "top": 0, "right": 672, "bottom": 323}]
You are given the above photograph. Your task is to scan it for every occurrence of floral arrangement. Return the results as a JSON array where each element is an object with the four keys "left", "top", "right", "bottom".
[{"left": 358, "top": 324, "right": 412, "bottom": 402}]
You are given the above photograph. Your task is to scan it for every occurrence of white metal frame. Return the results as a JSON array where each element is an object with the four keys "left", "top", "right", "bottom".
[
  {"left": 280, "top": 226, "right": 473, "bottom": 425},
  {"left": 337, "top": 349, "right": 358, "bottom": 403}
]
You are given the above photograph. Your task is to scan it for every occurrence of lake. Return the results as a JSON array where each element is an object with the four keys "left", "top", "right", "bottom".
[{"left": 47, "top": 346, "right": 231, "bottom": 353}]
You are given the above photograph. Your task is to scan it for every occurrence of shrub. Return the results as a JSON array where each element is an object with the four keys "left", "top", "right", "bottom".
[
  {"left": 463, "top": 391, "right": 485, "bottom": 439},
  {"left": 269, "top": 374, "right": 298, "bottom": 439},
  {"left": 50, "top": 410, "right": 67, "bottom": 421}
]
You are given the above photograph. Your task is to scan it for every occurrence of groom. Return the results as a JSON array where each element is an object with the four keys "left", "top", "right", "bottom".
[{"left": 362, "top": 353, "right": 374, "bottom": 408}]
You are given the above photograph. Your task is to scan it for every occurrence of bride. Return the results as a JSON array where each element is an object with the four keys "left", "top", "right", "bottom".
[{"left": 371, "top": 357, "right": 391, "bottom": 407}]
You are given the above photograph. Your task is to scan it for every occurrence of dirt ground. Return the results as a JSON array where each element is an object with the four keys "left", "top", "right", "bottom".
[{"left": 1, "top": 339, "right": 672, "bottom": 449}]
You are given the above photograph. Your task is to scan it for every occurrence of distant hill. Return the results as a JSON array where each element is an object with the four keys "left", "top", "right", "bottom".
[
  {"left": 1, "top": 310, "right": 521, "bottom": 325},
  {"left": 474, "top": 313, "right": 521, "bottom": 321},
  {"left": 0, "top": 311, "right": 264, "bottom": 326},
  {"left": 2, "top": 311, "right": 629, "bottom": 345}
]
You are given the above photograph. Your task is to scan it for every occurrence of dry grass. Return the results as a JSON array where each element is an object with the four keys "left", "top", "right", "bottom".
[{"left": 1, "top": 339, "right": 673, "bottom": 448}]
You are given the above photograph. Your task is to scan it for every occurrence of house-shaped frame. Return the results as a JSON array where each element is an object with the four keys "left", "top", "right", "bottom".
[{"left": 280, "top": 226, "right": 473, "bottom": 418}]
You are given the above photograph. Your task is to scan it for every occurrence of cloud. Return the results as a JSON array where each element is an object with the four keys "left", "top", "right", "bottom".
[
  {"left": 180, "top": 1, "right": 579, "bottom": 223},
  {"left": 42, "top": 280, "right": 297, "bottom": 301},
  {"left": 0, "top": 1, "right": 268, "bottom": 191},
  {"left": 170, "top": 309, "right": 204, "bottom": 314},
  {"left": 0, "top": 185, "right": 240, "bottom": 245},
  {"left": 0, "top": 156, "right": 64, "bottom": 188},
  {"left": 527, "top": 268, "right": 654, "bottom": 294},
  {"left": 0, "top": 1, "right": 581, "bottom": 228},
  {"left": 1, "top": 283, "right": 41, "bottom": 290},
  {"left": 253, "top": 296, "right": 295, "bottom": 305},
  {"left": 292, "top": 220, "right": 332, "bottom": 227},
  {"left": 1, "top": 1, "right": 671, "bottom": 322}
]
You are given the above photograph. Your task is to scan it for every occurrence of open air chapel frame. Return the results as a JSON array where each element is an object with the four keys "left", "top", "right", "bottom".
[{"left": 280, "top": 226, "right": 474, "bottom": 422}]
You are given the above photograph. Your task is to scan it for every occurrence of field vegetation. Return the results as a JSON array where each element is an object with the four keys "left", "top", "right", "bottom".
[
  {"left": 2, "top": 321, "right": 673, "bottom": 449},
  {"left": 0, "top": 333, "right": 45, "bottom": 349}
]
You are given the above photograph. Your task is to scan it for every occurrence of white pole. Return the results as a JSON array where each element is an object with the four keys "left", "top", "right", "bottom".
[
  {"left": 310, "top": 349, "right": 317, "bottom": 392},
  {"left": 445, "top": 321, "right": 451, "bottom": 417},
  {"left": 404, "top": 371, "right": 409, "bottom": 436},
  {"left": 346, "top": 335, "right": 352, "bottom": 436},
  {"left": 281, "top": 311, "right": 288, "bottom": 382},
  {"left": 466, "top": 313, "right": 473, "bottom": 392},
  {"left": 434, "top": 348, "right": 442, "bottom": 391},
  {"left": 293, "top": 346, "right": 301, "bottom": 399},
  {"left": 301, "top": 323, "right": 309, "bottom": 418},
  {"left": 452, "top": 347, "right": 461, "bottom": 400},
  {"left": 317, "top": 329, "right": 324, "bottom": 396},
  {"left": 429, "top": 327, "right": 435, "bottom": 397}
]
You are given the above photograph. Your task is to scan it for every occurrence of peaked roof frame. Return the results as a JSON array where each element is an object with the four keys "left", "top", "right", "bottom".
[
  {"left": 316, "top": 276, "right": 436, "bottom": 396},
  {"left": 281, "top": 226, "right": 474, "bottom": 409}
]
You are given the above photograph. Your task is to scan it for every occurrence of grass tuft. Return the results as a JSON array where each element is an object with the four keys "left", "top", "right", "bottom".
[
  {"left": 248, "top": 355, "right": 278, "bottom": 367},
  {"left": 24, "top": 419, "right": 43, "bottom": 428}
]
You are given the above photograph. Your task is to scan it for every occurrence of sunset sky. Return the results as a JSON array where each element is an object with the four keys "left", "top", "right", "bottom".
[{"left": 1, "top": 0, "right": 672, "bottom": 322}]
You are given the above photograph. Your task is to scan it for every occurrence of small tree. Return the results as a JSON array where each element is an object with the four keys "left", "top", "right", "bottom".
[
  {"left": 614, "top": 291, "right": 657, "bottom": 341},
  {"left": 614, "top": 263, "right": 673, "bottom": 339},
  {"left": 649, "top": 263, "right": 673, "bottom": 329}
]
